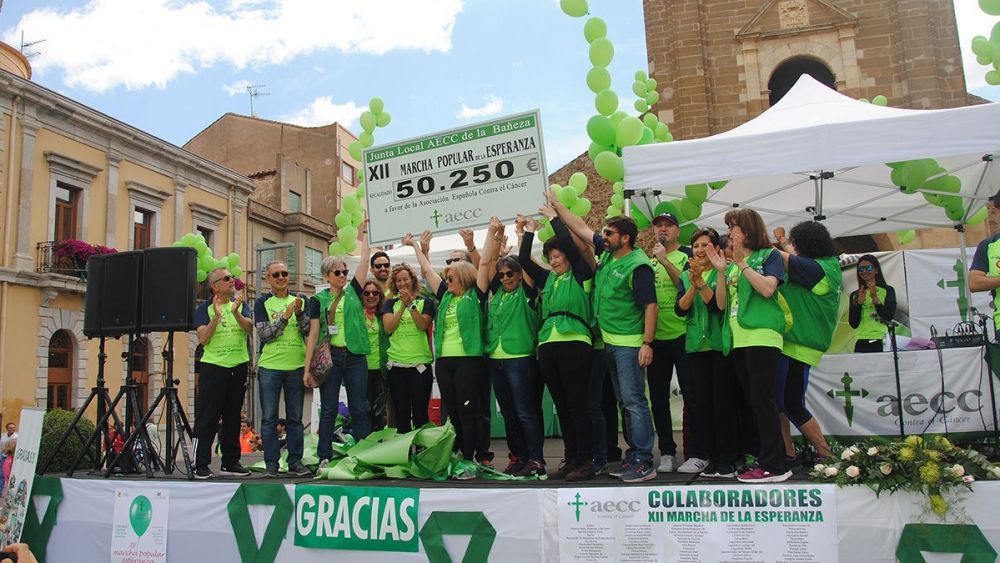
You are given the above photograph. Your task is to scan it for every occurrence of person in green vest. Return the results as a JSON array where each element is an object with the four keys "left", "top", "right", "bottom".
[
  {"left": 403, "top": 232, "right": 488, "bottom": 480},
  {"left": 647, "top": 211, "right": 707, "bottom": 474},
  {"left": 847, "top": 254, "right": 897, "bottom": 352},
  {"left": 359, "top": 279, "right": 390, "bottom": 432},
  {"left": 253, "top": 260, "right": 312, "bottom": 478},
  {"left": 304, "top": 225, "right": 372, "bottom": 465},
  {"left": 192, "top": 267, "right": 253, "bottom": 479},
  {"left": 969, "top": 196, "right": 1000, "bottom": 325},
  {"left": 553, "top": 194, "right": 659, "bottom": 484},
  {"left": 675, "top": 227, "right": 741, "bottom": 478},
  {"left": 774, "top": 221, "right": 840, "bottom": 464},
  {"left": 382, "top": 263, "right": 436, "bottom": 434},
  {"left": 479, "top": 216, "right": 546, "bottom": 477},
  {"left": 720, "top": 208, "right": 792, "bottom": 484}
]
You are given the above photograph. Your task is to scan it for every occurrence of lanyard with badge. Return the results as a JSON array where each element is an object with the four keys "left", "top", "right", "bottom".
[{"left": 327, "top": 289, "right": 346, "bottom": 337}]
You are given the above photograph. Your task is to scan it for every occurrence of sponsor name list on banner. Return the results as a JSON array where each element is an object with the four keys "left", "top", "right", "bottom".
[
  {"left": 0, "top": 407, "right": 44, "bottom": 547},
  {"left": 110, "top": 489, "right": 169, "bottom": 563},
  {"left": 363, "top": 110, "right": 548, "bottom": 245},
  {"left": 557, "top": 485, "right": 838, "bottom": 563}
]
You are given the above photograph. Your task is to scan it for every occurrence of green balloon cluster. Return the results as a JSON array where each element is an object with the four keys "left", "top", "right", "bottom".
[
  {"left": 887, "top": 158, "right": 966, "bottom": 221},
  {"left": 540, "top": 174, "right": 594, "bottom": 242},
  {"left": 859, "top": 95, "right": 888, "bottom": 106},
  {"left": 173, "top": 232, "right": 242, "bottom": 283},
  {"left": 331, "top": 192, "right": 366, "bottom": 256},
  {"left": 631, "top": 72, "right": 660, "bottom": 114},
  {"left": 970, "top": 19, "right": 1000, "bottom": 85},
  {"left": 347, "top": 97, "right": 391, "bottom": 162}
]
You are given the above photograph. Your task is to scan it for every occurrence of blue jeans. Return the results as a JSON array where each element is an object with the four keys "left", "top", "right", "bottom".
[
  {"left": 317, "top": 349, "right": 369, "bottom": 460},
  {"left": 490, "top": 357, "right": 544, "bottom": 462},
  {"left": 604, "top": 344, "right": 655, "bottom": 466},
  {"left": 258, "top": 367, "right": 305, "bottom": 467}
]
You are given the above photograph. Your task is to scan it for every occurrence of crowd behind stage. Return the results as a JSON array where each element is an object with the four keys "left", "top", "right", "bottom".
[{"left": 190, "top": 190, "right": 1000, "bottom": 485}]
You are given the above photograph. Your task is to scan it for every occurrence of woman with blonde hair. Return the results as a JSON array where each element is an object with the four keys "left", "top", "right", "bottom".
[
  {"left": 403, "top": 233, "right": 487, "bottom": 479},
  {"left": 381, "top": 263, "right": 436, "bottom": 433}
]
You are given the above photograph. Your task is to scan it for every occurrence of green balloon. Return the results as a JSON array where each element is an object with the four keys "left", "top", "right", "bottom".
[
  {"left": 708, "top": 180, "right": 728, "bottom": 190},
  {"left": 890, "top": 166, "right": 906, "bottom": 188},
  {"left": 348, "top": 141, "right": 363, "bottom": 161},
  {"left": 343, "top": 237, "right": 358, "bottom": 254},
  {"left": 638, "top": 126, "right": 654, "bottom": 145},
  {"left": 215, "top": 259, "right": 229, "bottom": 271},
  {"left": 560, "top": 0, "right": 588, "bottom": 17},
  {"left": 923, "top": 192, "right": 943, "bottom": 207},
  {"left": 611, "top": 193, "right": 624, "bottom": 208},
  {"left": 231, "top": 266, "right": 243, "bottom": 278},
  {"left": 972, "top": 36, "right": 991, "bottom": 57},
  {"left": 195, "top": 240, "right": 208, "bottom": 255},
  {"left": 654, "top": 122, "right": 670, "bottom": 140},
  {"left": 196, "top": 269, "right": 207, "bottom": 283},
  {"left": 198, "top": 255, "right": 214, "bottom": 271},
  {"left": 129, "top": 495, "right": 153, "bottom": 537},
  {"left": 642, "top": 113, "right": 658, "bottom": 129},
  {"left": 569, "top": 172, "right": 588, "bottom": 193},
  {"left": 342, "top": 195, "right": 361, "bottom": 213},
  {"left": 612, "top": 181, "right": 624, "bottom": 195},
  {"left": 644, "top": 78, "right": 658, "bottom": 92},
  {"left": 669, "top": 198, "right": 688, "bottom": 222},
  {"left": 685, "top": 183, "right": 708, "bottom": 205},
  {"left": 634, "top": 99, "right": 649, "bottom": 113},
  {"left": 538, "top": 225, "right": 556, "bottom": 242},
  {"left": 335, "top": 211, "right": 352, "bottom": 228},
  {"left": 945, "top": 202, "right": 965, "bottom": 222},
  {"left": 181, "top": 233, "right": 197, "bottom": 245},
  {"left": 558, "top": 187, "right": 579, "bottom": 207},
  {"left": 634, "top": 70, "right": 647, "bottom": 82},
  {"left": 360, "top": 111, "right": 376, "bottom": 133},
  {"left": 586, "top": 115, "right": 616, "bottom": 146},
  {"left": 978, "top": 54, "right": 993, "bottom": 66},
  {"left": 589, "top": 38, "right": 614, "bottom": 68},
  {"left": 609, "top": 110, "right": 628, "bottom": 125},
  {"left": 339, "top": 225, "right": 358, "bottom": 243},
  {"left": 594, "top": 89, "right": 619, "bottom": 116},
  {"left": 987, "top": 70, "right": 1000, "bottom": 86},
  {"left": 606, "top": 205, "right": 622, "bottom": 218},
  {"left": 679, "top": 198, "right": 701, "bottom": 220},
  {"left": 981, "top": 0, "right": 1000, "bottom": 16},
  {"left": 376, "top": 111, "right": 391, "bottom": 127},
  {"left": 654, "top": 200, "right": 681, "bottom": 219},
  {"left": 872, "top": 95, "right": 888, "bottom": 106},
  {"left": 897, "top": 229, "right": 916, "bottom": 245},
  {"left": 583, "top": 17, "right": 607, "bottom": 43},
  {"left": 631, "top": 206, "right": 652, "bottom": 229},
  {"left": 351, "top": 210, "right": 365, "bottom": 227},
  {"left": 678, "top": 223, "right": 698, "bottom": 246},
  {"left": 356, "top": 183, "right": 366, "bottom": 198},
  {"left": 586, "top": 67, "right": 612, "bottom": 93},
  {"left": 369, "top": 97, "right": 384, "bottom": 115},
  {"left": 227, "top": 253, "right": 240, "bottom": 267},
  {"left": 588, "top": 142, "right": 612, "bottom": 160},
  {"left": 661, "top": 132, "right": 674, "bottom": 143},
  {"left": 645, "top": 91, "right": 660, "bottom": 106},
  {"left": 570, "top": 198, "right": 592, "bottom": 217},
  {"left": 615, "top": 116, "right": 644, "bottom": 147},
  {"left": 632, "top": 81, "right": 646, "bottom": 98},
  {"left": 359, "top": 131, "right": 374, "bottom": 148},
  {"left": 968, "top": 206, "right": 989, "bottom": 226},
  {"left": 329, "top": 242, "right": 347, "bottom": 256}
]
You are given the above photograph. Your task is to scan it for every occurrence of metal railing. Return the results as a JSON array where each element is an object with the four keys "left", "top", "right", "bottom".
[{"left": 36, "top": 241, "right": 85, "bottom": 278}]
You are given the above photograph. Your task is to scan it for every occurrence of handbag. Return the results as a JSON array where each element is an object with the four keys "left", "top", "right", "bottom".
[{"left": 308, "top": 289, "right": 345, "bottom": 386}]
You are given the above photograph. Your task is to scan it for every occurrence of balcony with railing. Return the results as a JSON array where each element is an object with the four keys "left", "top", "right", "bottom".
[{"left": 36, "top": 240, "right": 86, "bottom": 278}]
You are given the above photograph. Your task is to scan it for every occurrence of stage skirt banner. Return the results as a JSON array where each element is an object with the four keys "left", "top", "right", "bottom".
[
  {"left": 805, "top": 346, "right": 994, "bottom": 442},
  {"left": 363, "top": 110, "right": 549, "bottom": 245},
  {"left": 20, "top": 478, "right": 1000, "bottom": 562},
  {"left": 554, "top": 485, "right": 838, "bottom": 562}
]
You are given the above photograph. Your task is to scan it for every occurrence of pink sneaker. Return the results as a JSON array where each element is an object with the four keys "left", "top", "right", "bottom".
[{"left": 737, "top": 467, "right": 792, "bottom": 483}]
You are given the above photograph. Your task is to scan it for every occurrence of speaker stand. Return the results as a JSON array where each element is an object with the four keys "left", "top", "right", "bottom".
[{"left": 104, "top": 333, "right": 162, "bottom": 478}]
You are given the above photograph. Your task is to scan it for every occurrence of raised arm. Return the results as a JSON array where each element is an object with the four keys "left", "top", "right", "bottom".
[
  {"left": 547, "top": 190, "right": 595, "bottom": 245},
  {"left": 352, "top": 219, "right": 371, "bottom": 284},
  {"left": 403, "top": 232, "right": 443, "bottom": 291},
  {"left": 478, "top": 217, "right": 503, "bottom": 293},
  {"left": 459, "top": 228, "right": 481, "bottom": 269},
  {"left": 517, "top": 215, "right": 549, "bottom": 289}
]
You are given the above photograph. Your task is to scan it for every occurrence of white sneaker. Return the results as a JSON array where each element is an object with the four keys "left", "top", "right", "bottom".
[
  {"left": 678, "top": 457, "right": 709, "bottom": 474},
  {"left": 318, "top": 459, "right": 330, "bottom": 470},
  {"left": 657, "top": 455, "right": 676, "bottom": 473}
]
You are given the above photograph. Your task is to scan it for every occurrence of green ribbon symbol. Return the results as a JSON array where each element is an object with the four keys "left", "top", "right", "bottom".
[
  {"left": 129, "top": 495, "right": 153, "bottom": 537},
  {"left": 20, "top": 476, "right": 63, "bottom": 563},
  {"left": 896, "top": 523, "right": 998, "bottom": 562},
  {"left": 227, "top": 483, "right": 293, "bottom": 563},
  {"left": 419, "top": 511, "right": 496, "bottom": 563}
]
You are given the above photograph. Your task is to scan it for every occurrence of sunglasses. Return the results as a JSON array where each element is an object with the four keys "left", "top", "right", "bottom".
[
  {"left": 446, "top": 275, "right": 456, "bottom": 283},
  {"left": 363, "top": 290, "right": 381, "bottom": 297},
  {"left": 270, "top": 271, "right": 290, "bottom": 279},
  {"left": 498, "top": 271, "right": 518, "bottom": 279},
  {"left": 331, "top": 269, "right": 349, "bottom": 277},
  {"left": 373, "top": 263, "right": 391, "bottom": 269},
  {"left": 445, "top": 258, "right": 463, "bottom": 265},
  {"left": 859, "top": 265, "right": 875, "bottom": 272},
  {"left": 214, "top": 275, "right": 233, "bottom": 283},
  {"left": 602, "top": 228, "right": 618, "bottom": 237}
]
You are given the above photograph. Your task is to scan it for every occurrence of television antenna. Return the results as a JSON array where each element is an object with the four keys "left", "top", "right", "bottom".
[
  {"left": 247, "top": 83, "right": 269, "bottom": 117},
  {"left": 20, "top": 30, "right": 46, "bottom": 59}
]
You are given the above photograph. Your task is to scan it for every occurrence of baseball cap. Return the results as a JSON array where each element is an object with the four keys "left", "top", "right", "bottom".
[{"left": 652, "top": 212, "right": 679, "bottom": 226}]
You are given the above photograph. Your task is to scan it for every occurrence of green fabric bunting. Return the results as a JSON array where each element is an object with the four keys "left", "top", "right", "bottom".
[
  {"left": 20, "top": 476, "right": 63, "bottom": 563},
  {"left": 419, "top": 511, "right": 497, "bottom": 563},
  {"left": 227, "top": 483, "right": 293, "bottom": 563},
  {"left": 896, "top": 523, "right": 998, "bottom": 563}
]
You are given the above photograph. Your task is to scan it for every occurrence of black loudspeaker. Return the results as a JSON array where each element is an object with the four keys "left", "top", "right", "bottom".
[
  {"left": 141, "top": 247, "right": 197, "bottom": 332},
  {"left": 83, "top": 255, "right": 107, "bottom": 337},
  {"left": 101, "top": 251, "right": 143, "bottom": 335}
]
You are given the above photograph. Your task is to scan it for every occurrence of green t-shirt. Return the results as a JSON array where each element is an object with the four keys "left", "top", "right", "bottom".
[
  {"left": 727, "top": 254, "right": 784, "bottom": 350},
  {"left": 653, "top": 250, "right": 689, "bottom": 341},
  {"left": 384, "top": 299, "right": 434, "bottom": 365},
  {"left": 199, "top": 303, "right": 250, "bottom": 368},
  {"left": 329, "top": 294, "right": 347, "bottom": 347},
  {"left": 440, "top": 300, "right": 467, "bottom": 357},
  {"left": 855, "top": 286, "right": 889, "bottom": 340},
  {"left": 364, "top": 313, "right": 381, "bottom": 370},
  {"left": 257, "top": 294, "right": 306, "bottom": 371}
]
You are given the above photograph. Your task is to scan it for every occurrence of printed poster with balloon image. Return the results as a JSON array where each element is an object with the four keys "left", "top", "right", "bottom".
[{"left": 111, "top": 489, "right": 169, "bottom": 563}]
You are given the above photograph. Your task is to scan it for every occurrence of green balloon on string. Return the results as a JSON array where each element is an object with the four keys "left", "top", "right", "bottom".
[
  {"left": 594, "top": 89, "right": 619, "bottom": 116},
  {"left": 685, "top": 183, "right": 708, "bottom": 205},
  {"left": 196, "top": 269, "right": 207, "bottom": 283},
  {"left": 643, "top": 113, "right": 658, "bottom": 129},
  {"left": 634, "top": 99, "right": 649, "bottom": 113},
  {"left": 708, "top": 180, "right": 728, "bottom": 190},
  {"left": 348, "top": 141, "right": 363, "bottom": 161},
  {"left": 679, "top": 223, "right": 698, "bottom": 246},
  {"left": 571, "top": 198, "right": 592, "bottom": 217},
  {"left": 611, "top": 193, "right": 624, "bottom": 208},
  {"left": 342, "top": 195, "right": 361, "bottom": 213},
  {"left": 231, "top": 266, "right": 243, "bottom": 278},
  {"left": 558, "top": 186, "right": 579, "bottom": 206},
  {"left": 897, "top": 229, "right": 916, "bottom": 245},
  {"left": 560, "top": 0, "right": 588, "bottom": 17},
  {"left": 360, "top": 111, "right": 376, "bottom": 133},
  {"left": 338, "top": 226, "right": 358, "bottom": 243},
  {"left": 612, "top": 181, "right": 624, "bottom": 195},
  {"left": 972, "top": 36, "right": 991, "bottom": 57},
  {"left": 583, "top": 17, "right": 607, "bottom": 43},
  {"left": 359, "top": 132, "right": 374, "bottom": 148},
  {"left": 968, "top": 206, "right": 989, "bottom": 226},
  {"left": 586, "top": 115, "right": 615, "bottom": 146},
  {"left": 335, "top": 211, "right": 352, "bottom": 228},
  {"left": 594, "top": 151, "right": 624, "bottom": 182},
  {"left": 589, "top": 38, "right": 614, "bottom": 68},
  {"left": 329, "top": 242, "right": 347, "bottom": 256},
  {"left": 227, "top": 253, "right": 240, "bottom": 267},
  {"left": 606, "top": 205, "right": 622, "bottom": 218},
  {"left": 369, "top": 97, "right": 384, "bottom": 115},
  {"left": 586, "top": 67, "right": 612, "bottom": 93},
  {"left": 872, "top": 95, "right": 888, "bottom": 106},
  {"left": 645, "top": 91, "right": 660, "bottom": 105},
  {"left": 638, "top": 126, "right": 654, "bottom": 145},
  {"left": 569, "top": 172, "right": 588, "bottom": 194},
  {"left": 342, "top": 237, "right": 358, "bottom": 254},
  {"left": 987, "top": 70, "right": 1000, "bottom": 86},
  {"left": 632, "top": 206, "right": 652, "bottom": 229},
  {"left": 588, "top": 142, "right": 611, "bottom": 160},
  {"left": 981, "top": 0, "right": 1000, "bottom": 16},
  {"left": 644, "top": 78, "right": 657, "bottom": 92},
  {"left": 615, "top": 116, "right": 644, "bottom": 147},
  {"left": 655, "top": 122, "right": 670, "bottom": 140},
  {"left": 129, "top": 495, "right": 153, "bottom": 538},
  {"left": 679, "top": 198, "right": 702, "bottom": 220},
  {"left": 635, "top": 70, "right": 647, "bottom": 82},
  {"left": 631, "top": 81, "right": 646, "bottom": 98},
  {"left": 376, "top": 112, "right": 391, "bottom": 128}
]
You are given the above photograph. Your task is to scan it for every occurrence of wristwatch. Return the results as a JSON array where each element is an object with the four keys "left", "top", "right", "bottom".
[
  {"left": 642, "top": 340, "right": 653, "bottom": 347},
  {"left": 409, "top": 303, "right": 418, "bottom": 311}
]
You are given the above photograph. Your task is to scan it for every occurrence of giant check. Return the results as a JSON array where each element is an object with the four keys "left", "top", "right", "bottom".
[{"left": 363, "top": 111, "right": 548, "bottom": 245}]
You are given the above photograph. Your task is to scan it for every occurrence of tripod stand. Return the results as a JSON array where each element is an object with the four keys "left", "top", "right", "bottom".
[
  {"left": 124, "top": 332, "right": 194, "bottom": 478},
  {"left": 887, "top": 321, "right": 905, "bottom": 438},
  {"left": 103, "top": 333, "right": 161, "bottom": 478},
  {"left": 973, "top": 310, "right": 1000, "bottom": 458},
  {"left": 38, "top": 336, "right": 126, "bottom": 475}
]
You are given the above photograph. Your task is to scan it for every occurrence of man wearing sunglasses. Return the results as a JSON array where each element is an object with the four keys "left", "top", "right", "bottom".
[
  {"left": 371, "top": 252, "right": 392, "bottom": 292},
  {"left": 253, "top": 261, "right": 312, "bottom": 477},
  {"left": 192, "top": 268, "right": 253, "bottom": 479}
]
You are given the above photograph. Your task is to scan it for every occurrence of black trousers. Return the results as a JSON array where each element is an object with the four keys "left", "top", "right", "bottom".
[
  {"left": 436, "top": 356, "right": 489, "bottom": 461},
  {"left": 854, "top": 339, "right": 883, "bottom": 353},
  {"left": 693, "top": 351, "right": 740, "bottom": 467},
  {"left": 387, "top": 365, "right": 433, "bottom": 433},
  {"left": 193, "top": 362, "right": 247, "bottom": 469},
  {"left": 538, "top": 341, "right": 594, "bottom": 467},
  {"left": 731, "top": 346, "right": 784, "bottom": 473}
]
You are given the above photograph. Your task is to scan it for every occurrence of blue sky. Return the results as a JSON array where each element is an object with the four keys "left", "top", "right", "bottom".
[{"left": 1, "top": 0, "right": 996, "bottom": 172}]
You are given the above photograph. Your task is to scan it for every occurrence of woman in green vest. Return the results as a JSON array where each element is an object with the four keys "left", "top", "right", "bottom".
[
  {"left": 774, "top": 221, "right": 840, "bottom": 463},
  {"left": 518, "top": 209, "right": 597, "bottom": 481},
  {"left": 676, "top": 227, "right": 741, "bottom": 478},
  {"left": 403, "top": 232, "right": 488, "bottom": 479},
  {"left": 848, "top": 254, "right": 897, "bottom": 352},
  {"left": 720, "top": 208, "right": 791, "bottom": 484},
  {"left": 361, "top": 279, "right": 390, "bottom": 432},
  {"left": 304, "top": 227, "right": 372, "bottom": 465},
  {"left": 478, "top": 217, "right": 545, "bottom": 477},
  {"left": 381, "top": 263, "right": 436, "bottom": 434}
]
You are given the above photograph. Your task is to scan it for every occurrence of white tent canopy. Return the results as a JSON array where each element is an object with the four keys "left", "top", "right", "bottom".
[{"left": 623, "top": 75, "right": 1000, "bottom": 237}]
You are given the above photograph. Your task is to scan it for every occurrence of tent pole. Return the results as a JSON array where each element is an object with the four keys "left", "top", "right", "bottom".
[{"left": 958, "top": 225, "right": 970, "bottom": 296}]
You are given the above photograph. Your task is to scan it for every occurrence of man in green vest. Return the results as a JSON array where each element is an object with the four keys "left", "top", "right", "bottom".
[
  {"left": 969, "top": 193, "right": 1000, "bottom": 324},
  {"left": 193, "top": 267, "right": 253, "bottom": 479},
  {"left": 555, "top": 198, "right": 659, "bottom": 484},
  {"left": 253, "top": 261, "right": 312, "bottom": 478}
]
